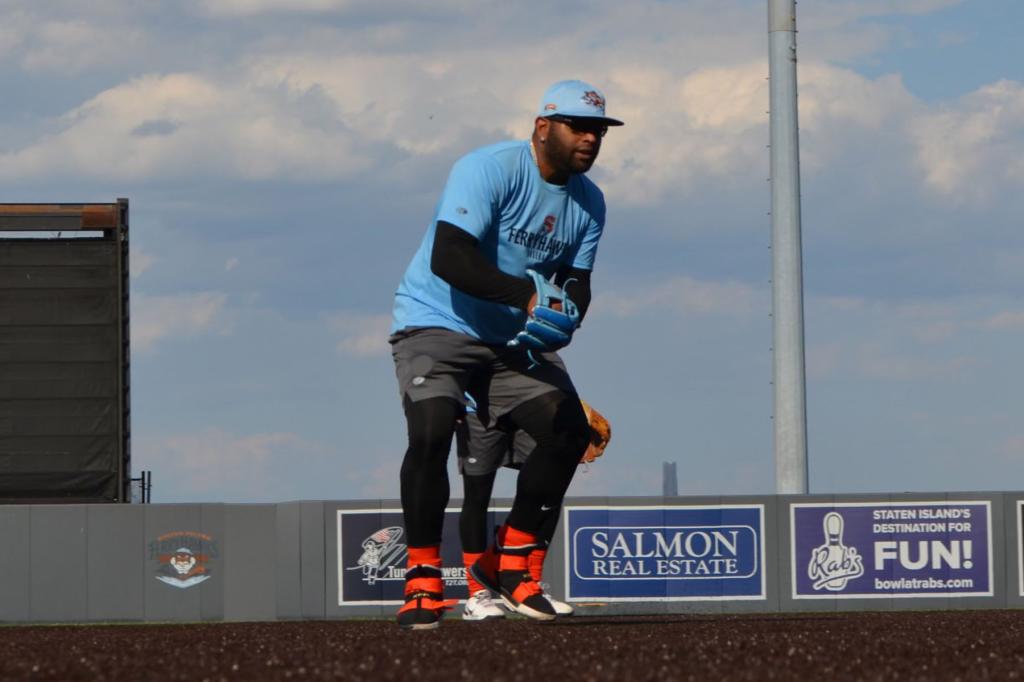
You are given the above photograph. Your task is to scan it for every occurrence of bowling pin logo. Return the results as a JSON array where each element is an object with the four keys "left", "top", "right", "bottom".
[{"left": 807, "top": 512, "right": 865, "bottom": 591}]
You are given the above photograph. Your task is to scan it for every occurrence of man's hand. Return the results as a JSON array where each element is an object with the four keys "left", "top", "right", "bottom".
[
  {"left": 528, "top": 292, "right": 563, "bottom": 315},
  {"left": 509, "top": 270, "right": 579, "bottom": 353}
]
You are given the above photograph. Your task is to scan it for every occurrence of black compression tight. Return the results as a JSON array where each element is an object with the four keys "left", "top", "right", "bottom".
[
  {"left": 400, "top": 395, "right": 460, "bottom": 547},
  {"left": 504, "top": 390, "right": 590, "bottom": 534},
  {"left": 459, "top": 471, "right": 497, "bottom": 554},
  {"left": 460, "top": 471, "right": 563, "bottom": 553},
  {"left": 403, "top": 391, "right": 588, "bottom": 548}
]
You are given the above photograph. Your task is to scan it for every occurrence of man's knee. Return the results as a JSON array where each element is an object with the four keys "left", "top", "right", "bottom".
[
  {"left": 539, "top": 391, "right": 589, "bottom": 453},
  {"left": 512, "top": 391, "right": 591, "bottom": 461},
  {"left": 404, "top": 395, "right": 461, "bottom": 458}
]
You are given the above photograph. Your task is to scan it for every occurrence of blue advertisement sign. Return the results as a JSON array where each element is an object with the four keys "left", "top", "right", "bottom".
[
  {"left": 791, "top": 501, "right": 992, "bottom": 599},
  {"left": 566, "top": 505, "right": 766, "bottom": 601},
  {"left": 336, "top": 508, "right": 507, "bottom": 605}
]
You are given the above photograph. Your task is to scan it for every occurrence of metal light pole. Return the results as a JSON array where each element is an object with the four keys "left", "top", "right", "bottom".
[{"left": 768, "top": 0, "right": 809, "bottom": 494}]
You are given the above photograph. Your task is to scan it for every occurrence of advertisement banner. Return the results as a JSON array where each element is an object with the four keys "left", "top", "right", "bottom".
[
  {"left": 791, "top": 501, "right": 992, "bottom": 599},
  {"left": 1018, "top": 500, "right": 1024, "bottom": 597},
  {"left": 336, "top": 507, "right": 507, "bottom": 605},
  {"left": 565, "top": 505, "right": 766, "bottom": 601}
]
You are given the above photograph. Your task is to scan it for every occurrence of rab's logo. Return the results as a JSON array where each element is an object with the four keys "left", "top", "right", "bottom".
[
  {"left": 542, "top": 215, "right": 557, "bottom": 233},
  {"left": 581, "top": 91, "right": 606, "bottom": 110},
  {"left": 151, "top": 531, "right": 218, "bottom": 589},
  {"left": 807, "top": 512, "right": 864, "bottom": 591},
  {"left": 347, "top": 526, "right": 407, "bottom": 585}
]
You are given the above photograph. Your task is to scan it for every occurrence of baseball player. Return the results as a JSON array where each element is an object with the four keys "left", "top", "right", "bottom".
[
  {"left": 389, "top": 79, "right": 623, "bottom": 629},
  {"left": 458, "top": 397, "right": 611, "bottom": 620}
]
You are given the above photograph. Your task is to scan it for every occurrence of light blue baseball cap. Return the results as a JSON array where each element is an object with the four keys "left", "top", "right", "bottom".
[{"left": 537, "top": 80, "right": 624, "bottom": 126}]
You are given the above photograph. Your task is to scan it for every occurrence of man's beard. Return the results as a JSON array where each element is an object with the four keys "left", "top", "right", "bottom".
[{"left": 547, "top": 134, "right": 599, "bottom": 176}]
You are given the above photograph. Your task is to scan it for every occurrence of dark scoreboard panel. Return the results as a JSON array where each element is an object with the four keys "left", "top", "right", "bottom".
[{"left": 0, "top": 201, "right": 130, "bottom": 502}]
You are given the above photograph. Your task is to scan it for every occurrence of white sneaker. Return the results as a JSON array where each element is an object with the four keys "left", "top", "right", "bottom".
[
  {"left": 537, "top": 582, "right": 574, "bottom": 616},
  {"left": 462, "top": 589, "right": 505, "bottom": 621}
]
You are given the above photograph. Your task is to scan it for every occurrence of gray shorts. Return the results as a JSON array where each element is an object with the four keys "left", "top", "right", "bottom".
[
  {"left": 455, "top": 411, "right": 535, "bottom": 476},
  {"left": 390, "top": 327, "right": 577, "bottom": 426}
]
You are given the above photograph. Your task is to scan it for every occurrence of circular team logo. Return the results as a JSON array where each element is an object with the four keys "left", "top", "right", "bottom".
[{"left": 150, "top": 531, "right": 219, "bottom": 589}]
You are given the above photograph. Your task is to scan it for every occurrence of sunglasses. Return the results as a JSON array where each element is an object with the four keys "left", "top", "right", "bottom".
[{"left": 546, "top": 115, "right": 608, "bottom": 138}]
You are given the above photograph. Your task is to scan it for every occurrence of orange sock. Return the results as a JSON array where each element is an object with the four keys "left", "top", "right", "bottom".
[
  {"left": 407, "top": 546, "right": 441, "bottom": 567},
  {"left": 497, "top": 525, "right": 536, "bottom": 572},
  {"left": 528, "top": 548, "right": 547, "bottom": 583},
  {"left": 405, "top": 545, "right": 442, "bottom": 595},
  {"left": 463, "top": 551, "right": 486, "bottom": 594}
]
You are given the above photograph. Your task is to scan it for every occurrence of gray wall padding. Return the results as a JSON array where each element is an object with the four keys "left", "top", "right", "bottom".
[{"left": 0, "top": 493, "right": 1020, "bottom": 623}]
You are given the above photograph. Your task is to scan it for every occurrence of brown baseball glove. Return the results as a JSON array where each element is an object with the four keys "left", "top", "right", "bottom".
[{"left": 580, "top": 400, "right": 611, "bottom": 464}]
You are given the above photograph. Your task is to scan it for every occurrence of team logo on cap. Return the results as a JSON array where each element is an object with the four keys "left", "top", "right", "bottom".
[
  {"left": 544, "top": 103, "right": 558, "bottom": 111},
  {"left": 581, "top": 91, "right": 605, "bottom": 109}
]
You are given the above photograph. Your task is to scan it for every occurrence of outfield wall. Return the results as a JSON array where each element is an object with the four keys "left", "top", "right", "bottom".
[{"left": 2, "top": 492, "right": 1023, "bottom": 623}]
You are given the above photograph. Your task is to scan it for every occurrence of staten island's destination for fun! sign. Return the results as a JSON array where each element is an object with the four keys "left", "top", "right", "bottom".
[{"left": 791, "top": 501, "right": 992, "bottom": 599}]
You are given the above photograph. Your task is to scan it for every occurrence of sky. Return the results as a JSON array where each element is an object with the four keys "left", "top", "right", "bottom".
[{"left": 3, "top": 0, "right": 1024, "bottom": 503}]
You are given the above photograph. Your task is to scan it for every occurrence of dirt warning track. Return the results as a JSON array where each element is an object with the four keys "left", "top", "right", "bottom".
[{"left": 2, "top": 611, "right": 1024, "bottom": 681}]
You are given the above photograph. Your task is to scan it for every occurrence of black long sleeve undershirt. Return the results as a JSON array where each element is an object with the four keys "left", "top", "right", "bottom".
[
  {"left": 431, "top": 221, "right": 534, "bottom": 310},
  {"left": 557, "top": 268, "right": 591, "bottom": 319},
  {"left": 430, "top": 221, "right": 593, "bottom": 320}
]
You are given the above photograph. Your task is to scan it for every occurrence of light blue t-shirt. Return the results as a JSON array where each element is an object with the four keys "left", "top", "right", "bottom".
[{"left": 391, "top": 140, "right": 606, "bottom": 344}]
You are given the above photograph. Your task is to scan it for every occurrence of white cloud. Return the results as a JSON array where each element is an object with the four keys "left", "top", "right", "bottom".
[
  {"left": 912, "top": 320, "right": 958, "bottom": 343},
  {"left": 856, "top": 344, "right": 976, "bottom": 380},
  {"left": 999, "top": 435, "right": 1024, "bottom": 461},
  {"left": 20, "top": 20, "right": 147, "bottom": 74},
  {"left": 343, "top": 456, "right": 401, "bottom": 499},
  {"left": 243, "top": 51, "right": 533, "bottom": 159},
  {"left": 796, "top": 64, "right": 919, "bottom": 175},
  {"left": 807, "top": 342, "right": 843, "bottom": 379},
  {"left": 0, "top": 0, "right": 152, "bottom": 16},
  {"left": 803, "top": 293, "right": 1024, "bottom": 383},
  {"left": 819, "top": 296, "right": 867, "bottom": 312},
  {"left": 131, "top": 246, "right": 157, "bottom": 279},
  {"left": 326, "top": 312, "right": 392, "bottom": 358},
  {"left": 593, "top": 61, "right": 770, "bottom": 203},
  {"left": 196, "top": 0, "right": 480, "bottom": 16},
  {"left": 0, "top": 20, "right": 20, "bottom": 58},
  {"left": 133, "top": 291, "right": 229, "bottom": 351},
  {"left": 136, "top": 428, "right": 331, "bottom": 501},
  {"left": 913, "top": 80, "right": 1024, "bottom": 202},
  {"left": 597, "top": 276, "right": 762, "bottom": 318},
  {"left": 0, "top": 5, "right": 784, "bottom": 197},
  {"left": 680, "top": 64, "right": 767, "bottom": 131},
  {"left": 200, "top": 0, "right": 352, "bottom": 14},
  {"left": 0, "top": 0, "right": 1001, "bottom": 211},
  {"left": 0, "top": 72, "right": 376, "bottom": 182},
  {"left": 800, "top": 66, "right": 915, "bottom": 134},
  {"left": 936, "top": 29, "right": 971, "bottom": 47},
  {"left": 983, "top": 311, "right": 1024, "bottom": 331},
  {"left": 0, "top": 6, "right": 151, "bottom": 74},
  {"left": 806, "top": 0, "right": 963, "bottom": 24}
]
